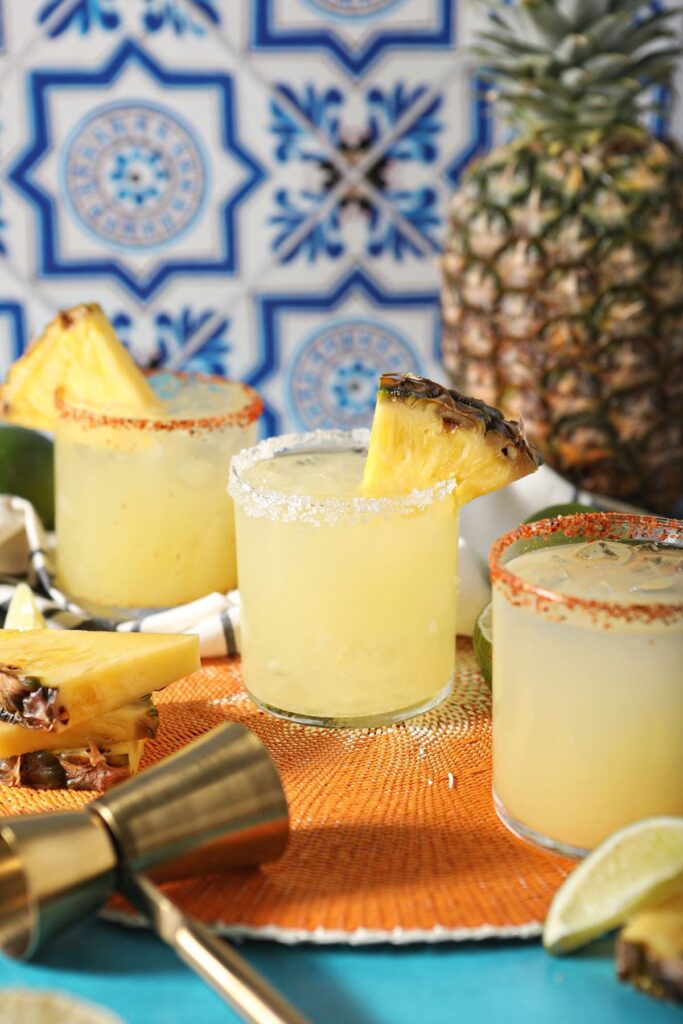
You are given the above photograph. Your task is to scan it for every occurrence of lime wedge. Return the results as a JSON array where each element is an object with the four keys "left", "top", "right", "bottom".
[
  {"left": 544, "top": 816, "right": 683, "bottom": 955},
  {"left": 473, "top": 601, "right": 492, "bottom": 687},
  {"left": 4, "top": 583, "right": 47, "bottom": 631}
]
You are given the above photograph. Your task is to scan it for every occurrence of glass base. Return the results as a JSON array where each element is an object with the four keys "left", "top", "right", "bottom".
[
  {"left": 245, "top": 676, "right": 453, "bottom": 729},
  {"left": 493, "top": 789, "right": 589, "bottom": 860},
  {"left": 59, "top": 592, "right": 172, "bottom": 624}
]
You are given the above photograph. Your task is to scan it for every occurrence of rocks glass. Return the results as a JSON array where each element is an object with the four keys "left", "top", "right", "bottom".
[
  {"left": 56, "top": 372, "right": 262, "bottom": 612},
  {"left": 229, "top": 429, "right": 459, "bottom": 727},
  {"left": 490, "top": 512, "right": 683, "bottom": 858}
]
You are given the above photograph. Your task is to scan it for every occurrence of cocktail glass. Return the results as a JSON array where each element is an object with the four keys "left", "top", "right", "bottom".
[
  {"left": 229, "top": 429, "right": 459, "bottom": 727},
  {"left": 55, "top": 372, "right": 262, "bottom": 612},
  {"left": 489, "top": 512, "right": 683, "bottom": 858}
]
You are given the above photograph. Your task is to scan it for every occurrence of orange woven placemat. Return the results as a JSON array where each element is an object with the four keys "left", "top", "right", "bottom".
[{"left": 0, "top": 640, "right": 574, "bottom": 944}]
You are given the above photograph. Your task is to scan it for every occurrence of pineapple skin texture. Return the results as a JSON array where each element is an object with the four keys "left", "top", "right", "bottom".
[
  {"left": 0, "top": 697, "right": 158, "bottom": 758},
  {"left": 362, "top": 375, "right": 540, "bottom": 505},
  {"left": 0, "top": 630, "right": 199, "bottom": 729},
  {"left": 617, "top": 888, "right": 683, "bottom": 1003},
  {"left": 0, "top": 303, "right": 161, "bottom": 432},
  {"left": 441, "top": 131, "right": 683, "bottom": 513}
]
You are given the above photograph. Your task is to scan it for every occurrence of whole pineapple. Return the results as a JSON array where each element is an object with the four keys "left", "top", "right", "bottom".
[{"left": 441, "top": 0, "right": 683, "bottom": 512}]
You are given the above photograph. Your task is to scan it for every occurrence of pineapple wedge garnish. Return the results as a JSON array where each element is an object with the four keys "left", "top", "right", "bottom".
[
  {"left": 0, "top": 630, "right": 198, "bottom": 731},
  {"left": 4, "top": 583, "right": 46, "bottom": 631},
  {"left": 362, "top": 373, "right": 541, "bottom": 506},
  {"left": 617, "top": 889, "right": 683, "bottom": 1004},
  {"left": 0, "top": 303, "right": 161, "bottom": 432},
  {"left": 0, "top": 740, "right": 147, "bottom": 792},
  {"left": 0, "top": 695, "right": 158, "bottom": 759}
]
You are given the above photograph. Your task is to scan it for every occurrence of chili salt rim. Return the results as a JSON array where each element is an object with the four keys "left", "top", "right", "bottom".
[
  {"left": 55, "top": 370, "right": 263, "bottom": 432},
  {"left": 489, "top": 512, "right": 683, "bottom": 628},
  {"left": 228, "top": 428, "right": 458, "bottom": 526}
]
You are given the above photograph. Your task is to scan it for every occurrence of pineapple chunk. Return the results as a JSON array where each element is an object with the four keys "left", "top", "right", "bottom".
[
  {"left": 0, "top": 303, "right": 161, "bottom": 432},
  {"left": 0, "top": 630, "right": 198, "bottom": 731},
  {"left": 617, "top": 889, "right": 683, "bottom": 1003},
  {"left": 0, "top": 696, "right": 158, "bottom": 759},
  {"left": 4, "top": 583, "right": 46, "bottom": 631},
  {"left": 362, "top": 373, "right": 542, "bottom": 506},
  {"left": 0, "top": 739, "right": 147, "bottom": 792}
]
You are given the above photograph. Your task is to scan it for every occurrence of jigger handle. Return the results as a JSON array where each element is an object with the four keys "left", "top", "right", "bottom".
[{"left": 124, "top": 872, "right": 311, "bottom": 1024}]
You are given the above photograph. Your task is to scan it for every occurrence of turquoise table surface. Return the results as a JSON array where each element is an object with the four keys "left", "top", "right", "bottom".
[{"left": 0, "top": 917, "right": 679, "bottom": 1024}]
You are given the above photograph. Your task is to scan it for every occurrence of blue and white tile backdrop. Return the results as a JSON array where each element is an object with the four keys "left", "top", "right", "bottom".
[{"left": 0, "top": 1, "right": 681, "bottom": 435}]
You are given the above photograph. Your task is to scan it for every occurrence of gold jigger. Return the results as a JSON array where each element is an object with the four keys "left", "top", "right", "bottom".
[{"left": 0, "top": 723, "right": 307, "bottom": 1024}]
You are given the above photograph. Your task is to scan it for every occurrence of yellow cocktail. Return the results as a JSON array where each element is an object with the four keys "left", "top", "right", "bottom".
[
  {"left": 490, "top": 514, "right": 683, "bottom": 857},
  {"left": 229, "top": 430, "right": 459, "bottom": 726},
  {"left": 56, "top": 372, "right": 262, "bottom": 611}
]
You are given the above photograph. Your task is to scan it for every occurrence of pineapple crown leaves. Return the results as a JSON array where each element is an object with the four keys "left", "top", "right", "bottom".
[{"left": 474, "top": 0, "right": 683, "bottom": 136}]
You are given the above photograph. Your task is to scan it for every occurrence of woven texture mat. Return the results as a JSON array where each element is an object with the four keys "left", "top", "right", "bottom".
[{"left": 0, "top": 640, "right": 574, "bottom": 944}]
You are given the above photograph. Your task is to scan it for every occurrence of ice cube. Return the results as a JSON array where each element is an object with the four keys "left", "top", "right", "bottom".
[
  {"left": 629, "top": 573, "right": 679, "bottom": 594},
  {"left": 572, "top": 540, "right": 632, "bottom": 565},
  {"left": 536, "top": 570, "right": 571, "bottom": 590},
  {"left": 586, "top": 580, "right": 617, "bottom": 600}
]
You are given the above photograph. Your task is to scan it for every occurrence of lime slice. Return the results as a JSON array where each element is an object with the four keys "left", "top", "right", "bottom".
[
  {"left": 4, "top": 583, "right": 47, "bottom": 631},
  {"left": 543, "top": 816, "right": 683, "bottom": 955},
  {"left": 524, "top": 502, "right": 594, "bottom": 524},
  {"left": 473, "top": 601, "right": 492, "bottom": 687}
]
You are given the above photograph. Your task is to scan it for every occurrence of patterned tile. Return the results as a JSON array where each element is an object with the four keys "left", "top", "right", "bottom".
[
  {"left": 249, "top": 0, "right": 456, "bottom": 78},
  {"left": 0, "top": 299, "right": 27, "bottom": 375},
  {"left": 250, "top": 264, "right": 442, "bottom": 434},
  {"left": 1, "top": 0, "right": 679, "bottom": 432},
  {"left": 257, "top": 63, "right": 453, "bottom": 276},
  {"left": 8, "top": 38, "right": 264, "bottom": 301}
]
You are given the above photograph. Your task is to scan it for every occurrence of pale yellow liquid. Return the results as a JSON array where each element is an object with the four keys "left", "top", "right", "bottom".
[
  {"left": 56, "top": 376, "right": 257, "bottom": 609},
  {"left": 493, "top": 540, "right": 683, "bottom": 852},
  {"left": 234, "top": 447, "right": 459, "bottom": 724}
]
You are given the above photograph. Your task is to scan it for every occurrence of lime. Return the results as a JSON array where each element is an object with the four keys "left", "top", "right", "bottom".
[
  {"left": 0, "top": 423, "right": 54, "bottom": 528},
  {"left": 524, "top": 502, "right": 594, "bottom": 524},
  {"left": 543, "top": 816, "right": 683, "bottom": 955},
  {"left": 5, "top": 583, "right": 46, "bottom": 631},
  {"left": 473, "top": 601, "right": 492, "bottom": 687}
]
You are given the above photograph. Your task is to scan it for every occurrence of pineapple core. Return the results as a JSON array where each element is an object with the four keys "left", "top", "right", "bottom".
[
  {"left": 0, "top": 303, "right": 161, "bottom": 431},
  {"left": 362, "top": 373, "right": 541, "bottom": 506}
]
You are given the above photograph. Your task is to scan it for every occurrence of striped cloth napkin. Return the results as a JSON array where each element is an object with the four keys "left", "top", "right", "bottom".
[{"left": 0, "top": 496, "right": 240, "bottom": 657}]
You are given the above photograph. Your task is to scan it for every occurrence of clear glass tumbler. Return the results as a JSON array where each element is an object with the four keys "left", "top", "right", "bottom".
[
  {"left": 489, "top": 512, "right": 683, "bottom": 858},
  {"left": 56, "top": 372, "right": 262, "bottom": 612},
  {"left": 229, "top": 429, "right": 459, "bottom": 727}
]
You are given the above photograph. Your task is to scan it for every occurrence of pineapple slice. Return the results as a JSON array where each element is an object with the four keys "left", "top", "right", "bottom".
[
  {"left": 362, "top": 373, "right": 542, "bottom": 506},
  {"left": 0, "top": 695, "right": 158, "bottom": 759},
  {"left": 4, "top": 583, "right": 46, "bottom": 631},
  {"left": 617, "top": 889, "right": 683, "bottom": 1003},
  {"left": 0, "top": 739, "right": 147, "bottom": 792},
  {"left": 0, "top": 630, "right": 198, "bottom": 731},
  {"left": 0, "top": 303, "right": 161, "bottom": 432}
]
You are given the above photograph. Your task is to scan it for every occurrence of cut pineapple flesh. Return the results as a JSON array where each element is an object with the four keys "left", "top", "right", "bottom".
[
  {"left": 362, "top": 373, "right": 541, "bottom": 506},
  {"left": 0, "top": 695, "right": 158, "bottom": 759},
  {"left": 0, "top": 630, "right": 198, "bottom": 731},
  {"left": 0, "top": 739, "right": 147, "bottom": 792},
  {"left": 4, "top": 583, "right": 46, "bottom": 631},
  {"left": 617, "top": 889, "right": 683, "bottom": 1003},
  {"left": 0, "top": 303, "right": 161, "bottom": 432}
]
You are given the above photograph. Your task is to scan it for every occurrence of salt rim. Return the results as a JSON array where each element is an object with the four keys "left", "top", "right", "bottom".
[
  {"left": 55, "top": 371, "right": 263, "bottom": 433},
  {"left": 228, "top": 428, "right": 458, "bottom": 526},
  {"left": 489, "top": 512, "right": 683, "bottom": 629}
]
